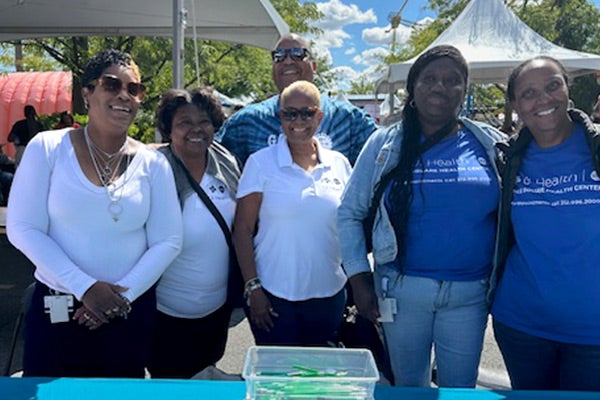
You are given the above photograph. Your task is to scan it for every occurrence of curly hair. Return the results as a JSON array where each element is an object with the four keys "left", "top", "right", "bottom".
[
  {"left": 506, "top": 56, "right": 568, "bottom": 102},
  {"left": 82, "top": 49, "right": 140, "bottom": 88},
  {"left": 387, "top": 45, "right": 468, "bottom": 263},
  {"left": 155, "top": 87, "right": 226, "bottom": 142}
]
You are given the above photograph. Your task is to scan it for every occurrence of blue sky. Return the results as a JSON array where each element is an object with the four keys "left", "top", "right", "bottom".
[{"left": 306, "top": 0, "right": 600, "bottom": 91}]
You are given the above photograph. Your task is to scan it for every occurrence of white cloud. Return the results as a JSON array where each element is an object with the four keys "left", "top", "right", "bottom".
[
  {"left": 311, "top": 43, "right": 333, "bottom": 65},
  {"left": 332, "top": 65, "right": 360, "bottom": 83},
  {"left": 362, "top": 24, "right": 412, "bottom": 47},
  {"left": 314, "top": 0, "right": 377, "bottom": 30},
  {"left": 352, "top": 47, "right": 389, "bottom": 67},
  {"left": 344, "top": 47, "right": 356, "bottom": 55},
  {"left": 315, "top": 28, "right": 351, "bottom": 49},
  {"left": 309, "top": 0, "right": 378, "bottom": 59}
]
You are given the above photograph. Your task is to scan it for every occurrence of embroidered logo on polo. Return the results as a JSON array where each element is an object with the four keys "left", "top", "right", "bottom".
[
  {"left": 207, "top": 184, "right": 228, "bottom": 199},
  {"left": 319, "top": 176, "right": 344, "bottom": 191}
]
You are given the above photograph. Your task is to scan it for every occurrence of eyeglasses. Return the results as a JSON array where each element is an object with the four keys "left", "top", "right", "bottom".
[
  {"left": 89, "top": 74, "right": 147, "bottom": 101},
  {"left": 271, "top": 47, "right": 311, "bottom": 63},
  {"left": 280, "top": 106, "right": 318, "bottom": 122}
]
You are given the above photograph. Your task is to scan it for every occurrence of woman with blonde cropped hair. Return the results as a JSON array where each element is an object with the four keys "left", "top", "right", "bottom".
[{"left": 233, "top": 80, "right": 351, "bottom": 346}]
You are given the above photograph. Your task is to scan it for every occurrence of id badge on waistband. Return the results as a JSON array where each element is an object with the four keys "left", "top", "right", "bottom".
[
  {"left": 44, "top": 295, "right": 74, "bottom": 323},
  {"left": 377, "top": 276, "right": 397, "bottom": 323},
  {"left": 377, "top": 297, "right": 397, "bottom": 323}
]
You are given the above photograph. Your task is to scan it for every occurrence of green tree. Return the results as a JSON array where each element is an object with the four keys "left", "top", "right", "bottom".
[{"left": 349, "top": 77, "right": 375, "bottom": 94}]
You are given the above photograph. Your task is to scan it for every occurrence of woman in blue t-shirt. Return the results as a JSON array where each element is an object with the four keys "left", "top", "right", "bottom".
[
  {"left": 491, "top": 56, "right": 600, "bottom": 391},
  {"left": 337, "top": 45, "right": 506, "bottom": 387}
]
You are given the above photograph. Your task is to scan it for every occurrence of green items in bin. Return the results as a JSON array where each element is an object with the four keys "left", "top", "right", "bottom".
[{"left": 243, "top": 346, "right": 379, "bottom": 400}]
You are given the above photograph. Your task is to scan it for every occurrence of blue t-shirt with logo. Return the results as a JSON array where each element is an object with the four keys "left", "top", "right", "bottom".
[
  {"left": 492, "top": 124, "right": 600, "bottom": 344},
  {"left": 385, "top": 128, "right": 499, "bottom": 281}
]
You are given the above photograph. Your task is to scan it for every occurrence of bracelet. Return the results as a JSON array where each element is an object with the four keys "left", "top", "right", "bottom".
[
  {"left": 244, "top": 277, "right": 261, "bottom": 289},
  {"left": 118, "top": 293, "right": 132, "bottom": 319},
  {"left": 244, "top": 278, "right": 262, "bottom": 306}
]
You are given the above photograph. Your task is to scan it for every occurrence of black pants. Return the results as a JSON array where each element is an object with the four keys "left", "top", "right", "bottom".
[
  {"left": 148, "top": 304, "right": 230, "bottom": 379},
  {"left": 246, "top": 288, "right": 345, "bottom": 347},
  {"left": 23, "top": 281, "right": 157, "bottom": 378}
]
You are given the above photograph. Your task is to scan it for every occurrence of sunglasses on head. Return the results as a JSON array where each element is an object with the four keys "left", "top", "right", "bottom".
[
  {"left": 271, "top": 47, "right": 311, "bottom": 63},
  {"left": 280, "top": 106, "right": 318, "bottom": 122},
  {"left": 89, "top": 74, "right": 147, "bottom": 101}
]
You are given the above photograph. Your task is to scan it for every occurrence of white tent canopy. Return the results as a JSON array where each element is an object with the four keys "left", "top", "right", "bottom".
[
  {"left": 377, "top": 0, "right": 600, "bottom": 93},
  {"left": 0, "top": 0, "right": 289, "bottom": 87}
]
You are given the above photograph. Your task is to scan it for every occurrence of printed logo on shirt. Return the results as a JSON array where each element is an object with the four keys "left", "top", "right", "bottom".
[
  {"left": 413, "top": 156, "right": 492, "bottom": 185},
  {"left": 513, "top": 168, "right": 600, "bottom": 207},
  {"left": 267, "top": 133, "right": 279, "bottom": 147},
  {"left": 314, "top": 131, "right": 333, "bottom": 150}
]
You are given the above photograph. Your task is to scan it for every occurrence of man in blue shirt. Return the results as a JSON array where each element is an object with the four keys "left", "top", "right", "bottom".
[{"left": 216, "top": 33, "right": 378, "bottom": 166}]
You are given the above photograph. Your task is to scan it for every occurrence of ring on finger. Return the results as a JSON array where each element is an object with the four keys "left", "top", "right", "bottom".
[{"left": 83, "top": 312, "right": 91, "bottom": 321}]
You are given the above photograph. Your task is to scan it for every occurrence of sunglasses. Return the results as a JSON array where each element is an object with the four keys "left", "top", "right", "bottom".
[
  {"left": 89, "top": 74, "right": 147, "bottom": 101},
  {"left": 271, "top": 47, "right": 311, "bottom": 63},
  {"left": 280, "top": 106, "right": 318, "bottom": 122}
]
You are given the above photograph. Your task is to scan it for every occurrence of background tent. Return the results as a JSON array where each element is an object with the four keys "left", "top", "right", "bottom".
[
  {"left": 0, "top": 72, "right": 72, "bottom": 158},
  {"left": 377, "top": 0, "right": 600, "bottom": 94},
  {"left": 0, "top": 0, "right": 289, "bottom": 87}
]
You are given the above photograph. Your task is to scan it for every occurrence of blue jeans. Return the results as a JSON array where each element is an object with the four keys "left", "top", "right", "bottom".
[
  {"left": 247, "top": 288, "right": 346, "bottom": 347},
  {"left": 374, "top": 265, "right": 488, "bottom": 387},
  {"left": 493, "top": 320, "right": 600, "bottom": 391}
]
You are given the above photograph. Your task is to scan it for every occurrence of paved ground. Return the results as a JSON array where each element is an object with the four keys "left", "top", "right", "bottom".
[
  {"left": 0, "top": 212, "right": 509, "bottom": 388},
  {"left": 0, "top": 230, "right": 35, "bottom": 376}
]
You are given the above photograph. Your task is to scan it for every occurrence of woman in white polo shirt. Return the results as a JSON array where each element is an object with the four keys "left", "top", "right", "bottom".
[{"left": 233, "top": 80, "right": 350, "bottom": 345}]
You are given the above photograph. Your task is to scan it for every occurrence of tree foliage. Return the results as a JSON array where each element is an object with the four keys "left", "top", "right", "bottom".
[{"left": 348, "top": 77, "right": 375, "bottom": 95}]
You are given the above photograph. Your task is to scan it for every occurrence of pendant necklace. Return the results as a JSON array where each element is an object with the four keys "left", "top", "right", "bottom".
[{"left": 84, "top": 126, "right": 129, "bottom": 222}]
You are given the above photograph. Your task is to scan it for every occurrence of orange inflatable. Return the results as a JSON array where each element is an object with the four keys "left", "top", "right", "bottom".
[{"left": 0, "top": 71, "right": 72, "bottom": 158}]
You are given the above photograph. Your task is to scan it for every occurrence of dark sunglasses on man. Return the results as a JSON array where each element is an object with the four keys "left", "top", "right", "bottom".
[
  {"left": 88, "top": 74, "right": 147, "bottom": 101},
  {"left": 271, "top": 47, "right": 311, "bottom": 64},
  {"left": 280, "top": 106, "right": 318, "bottom": 122}
]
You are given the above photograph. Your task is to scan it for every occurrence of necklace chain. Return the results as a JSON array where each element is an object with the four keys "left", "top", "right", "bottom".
[{"left": 84, "top": 126, "right": 129, "bottom": 222}]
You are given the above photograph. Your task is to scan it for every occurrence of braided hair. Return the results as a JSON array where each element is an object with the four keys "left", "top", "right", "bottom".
[{"left": 386, "top": 45, "right": 468, "bottom": 261}]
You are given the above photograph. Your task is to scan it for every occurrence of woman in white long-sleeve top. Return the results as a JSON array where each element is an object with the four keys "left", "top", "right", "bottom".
[{"left": 6, "top": 49, "right": 183, "bottom": 378}]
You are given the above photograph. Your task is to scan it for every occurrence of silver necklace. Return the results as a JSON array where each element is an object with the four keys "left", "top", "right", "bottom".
[{"left": 84, "top": 126, "right": 129, "bottom": 222}]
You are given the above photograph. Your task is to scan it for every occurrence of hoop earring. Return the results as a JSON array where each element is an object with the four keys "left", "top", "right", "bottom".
[{"left": 409, "top": 99, "right": 416, "bottom": 108}]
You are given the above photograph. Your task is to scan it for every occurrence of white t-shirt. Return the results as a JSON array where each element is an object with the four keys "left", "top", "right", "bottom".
[
  {"left": 237, "top": 135, "right": 350, "bottom": 301},
  {"left": 6, "top": 129, "right": 183, "bottom": 302},
  {"left": 157, "top": 173, "right": 235, "bottom": 318}
]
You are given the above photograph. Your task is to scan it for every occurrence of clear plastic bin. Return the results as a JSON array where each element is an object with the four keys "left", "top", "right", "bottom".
[{"left": 242, "top": 346, "right": 379, "bottom": 399}]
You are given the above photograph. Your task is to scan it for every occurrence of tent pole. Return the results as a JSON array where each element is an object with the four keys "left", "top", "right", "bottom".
[{"left": 173, "top": 0, "right": 185, "bottom": 89}]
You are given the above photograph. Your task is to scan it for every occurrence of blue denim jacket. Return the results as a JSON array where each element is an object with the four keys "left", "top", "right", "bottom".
[{"left": 337, "top": 117, "right": 507, "bottom": 278}]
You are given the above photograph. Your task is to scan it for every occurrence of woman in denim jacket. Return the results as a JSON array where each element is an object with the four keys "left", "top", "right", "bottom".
[{"left": 338, "top": 45, "right": 506, "bottom": 387}]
